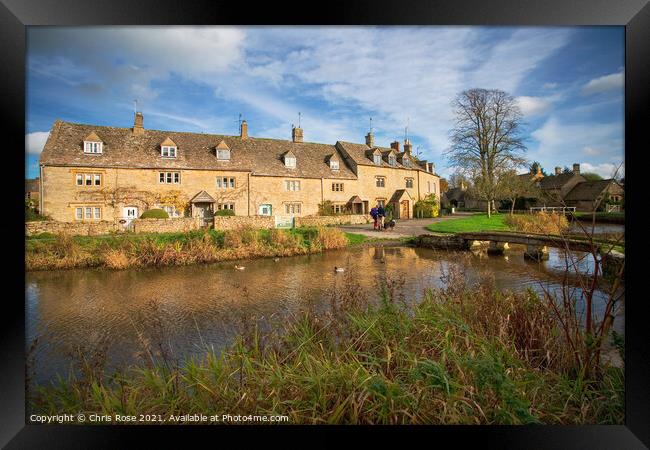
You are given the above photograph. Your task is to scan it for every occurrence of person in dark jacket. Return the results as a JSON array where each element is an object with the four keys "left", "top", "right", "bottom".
[
  {"left": 377, "top": 205, "right": 386, "bottom": 230},
  {"left": 370, "top": 206, "right": 378, "bottom": 230}
]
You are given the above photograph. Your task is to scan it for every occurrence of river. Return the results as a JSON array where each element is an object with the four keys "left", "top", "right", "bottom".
[{"left": 26, "top": 234, "right": 624, "bottom": 384}]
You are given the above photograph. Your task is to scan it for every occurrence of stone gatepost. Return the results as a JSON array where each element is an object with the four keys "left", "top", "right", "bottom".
[
  {"left": 487, "top": 241, "right": 509, "bottom": 255},
  {"left": 524, "top": 244, "right": 550, "bottom": 261}
]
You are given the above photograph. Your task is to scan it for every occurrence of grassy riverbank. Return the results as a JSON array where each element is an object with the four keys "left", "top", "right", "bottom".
[
  {"left": 427, "top": 213, "right": 511, "bottom": 233},
  {"left": 25, "top": 227, "right": 367, "bottom": 271},
  {"left": 29, "top": 269, "right": 624, "bottom": 424}
]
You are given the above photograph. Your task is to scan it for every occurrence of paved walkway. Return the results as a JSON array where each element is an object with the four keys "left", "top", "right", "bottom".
[{"left": 339, "top": 212, "right": 474, "bottom": 239}]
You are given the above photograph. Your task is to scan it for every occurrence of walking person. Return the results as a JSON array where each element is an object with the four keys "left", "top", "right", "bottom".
[
  {"left": 370, "top": 206, "right": 378, "bottom": 230},
  {"left": 377, "top": 204, "right": 386, "bottom": 230}
]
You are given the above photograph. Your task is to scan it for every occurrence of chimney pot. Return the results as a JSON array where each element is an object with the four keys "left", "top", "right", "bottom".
[
  {"left": 390, "top": 141, "right": 400, "bottom": 151},
  {"left": 555, "top": 166, "right": 562, "bottom": 175},
  {"left": 573, "top": 163, "right": 580, "bottom": 175},
  {"left": 403, "top": 139, "right": 413, "bottom": 155},
  {"left": 133, "top": 112, "right": 144, "bottom": 135},
  {"left": 240, "top": 120, "right": 248, "bottom": 140},
  {"left": 365, "top": 132, "right": 374, "bottom": 147},
  {"left": 292, "top": 126, "right": 303, "bottom": 143}
]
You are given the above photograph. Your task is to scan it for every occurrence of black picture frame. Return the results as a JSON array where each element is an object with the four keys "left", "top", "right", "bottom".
[{"left": 2, "top": 0, "right": 648, "bottom": 447}]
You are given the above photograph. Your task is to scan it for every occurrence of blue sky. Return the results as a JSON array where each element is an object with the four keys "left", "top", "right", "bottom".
[{"left": 25, "top": 26, "right": 624, "bottom": 180}]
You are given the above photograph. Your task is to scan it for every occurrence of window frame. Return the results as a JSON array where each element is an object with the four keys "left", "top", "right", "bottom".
[
  {"left": 285, "top": 203, "right": 301, "bottom": 214},
  {"left": 216, "top": 203, "right": 235, "bottom": 211},
  {"left": 373, "top": 154, "right": 382, "bottom": 166},
  {"left": 161, "top": 145, "right": 177, "bottom": 158},
  {"left": 75, "top": 172, "right": 101, "bottom": 187},
  {"left": 332, "top": 182, "right": 344, "bottom": 192},
  {"left": 284, "top": 155, "right": 297, "bottom": 168},
  {"left": 83, "top": 141, "right": 103, "bottom": 154},
  {"left": 388, "top": 155, "right": 396, "bottom": 166},
  {"left": 376, "top": 176, "right": 386, "bottom": 188},
  {"left": 216, "top": 148, "right": 231, "bottom": 160},
  {"left": 158, "top": 171, "right": 181, "bottom": 184},
  {"left": 405, "top": 178, "right": 414, "bottom": 189},
  {"left": 284, "top": 180, "right": 301, "bottom": 191},
  {"left": 330, "top": 159, "right": 339, "bottom": 170}
]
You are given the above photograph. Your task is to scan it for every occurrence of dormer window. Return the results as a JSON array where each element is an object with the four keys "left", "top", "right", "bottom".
[
  {"left": 216, "top": 140, "right": 231, "bottom": 160},
  {"left": 83, "top": 131, "right": 103, "bottom": 154},
  {"left": 284, "top": 151, "right": 297, "bottom": 168},
  {"left": 160, "top": 137, "right": 178, "bottom": 158},
  {"left": 388, "top": 155, "right": 397, "bottom": 166},
  {"left": 84, "top": 141, "right": 103, "bottom": 154},
  {"left": 161, "top": 146, "right": 177, "bottom": 158},
  {"left": 330, "top": 160, "right": 339, "bottom": 170},
  {"left": 373, "top": 154, "right": 382, "bottom": 166},
  {"left": 402, "top": 156, "right": 411, "bottom": 167}
]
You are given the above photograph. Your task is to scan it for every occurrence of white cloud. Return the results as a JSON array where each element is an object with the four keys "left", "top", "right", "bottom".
[
  {"left": 579, "top": 162, "right": 624, "bottom": 178},
  {"left": 27, "top": 27, "right": 576, "bottom": 165},
  {"left": 516, "top": 95, "right": 553, "bottom": 117},
  {"left": 582, "top": 146, "right": 601, "bottom": 156},
  {"left": 581, "top": 71, "right": 624, "bottom": 95},
  {"left": 25, "top": 131, "right": 50, "bottom": 154}
]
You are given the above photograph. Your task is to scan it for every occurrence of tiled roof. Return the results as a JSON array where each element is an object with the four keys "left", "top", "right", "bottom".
[
  {"left": 389, "top": 189, "right": 412, "bottom": 203},
  {"left": 564, "top": 179, "right": 622, "bottom": 202},
  {"left": 190, "top": 190, "right": 216, "bottom": 203},
  {"left": 336, "top": 141, "right": 432, "bottom": 173},
  {"left": 40, "top": 121, "right": 357, "bottom": 180},
  {"left": 538, "top": 173, "right": 585, "bottom": 190}
]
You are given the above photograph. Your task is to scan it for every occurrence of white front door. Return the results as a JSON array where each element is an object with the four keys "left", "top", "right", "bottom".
[{"left": 123, "top": 206, "right": 138, "bottom": 226}]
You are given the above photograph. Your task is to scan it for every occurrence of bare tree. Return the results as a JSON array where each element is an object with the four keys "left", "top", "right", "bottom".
[
  {"left": 498, "top": 169, "right": 536, "bottom": 215},
  {"left": 446, "top": 88, "right": 527, "bottom": 217}
]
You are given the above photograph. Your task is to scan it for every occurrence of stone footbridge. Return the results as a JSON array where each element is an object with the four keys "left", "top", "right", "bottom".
[{"left": 415, "top": 231, "right": 624, "bottom": 274}]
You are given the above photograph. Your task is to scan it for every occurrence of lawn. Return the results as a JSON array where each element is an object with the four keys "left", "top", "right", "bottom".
[{"left": 426, "top": 213, "right": 512, "bottom": 233}]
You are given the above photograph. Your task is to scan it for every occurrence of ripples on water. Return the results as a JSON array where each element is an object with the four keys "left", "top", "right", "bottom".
[{"left": 26, "top": 242, "right": 624, "bottom": 383}]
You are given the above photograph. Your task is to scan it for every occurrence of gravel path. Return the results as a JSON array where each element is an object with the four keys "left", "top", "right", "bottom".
[{"left": 339, "top": 213, "right": 474, "bottom": 239}]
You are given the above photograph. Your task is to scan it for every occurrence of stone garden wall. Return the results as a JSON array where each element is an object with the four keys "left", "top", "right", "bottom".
[
  {"left": 213, "top": 216, "right": 276, "bottom": 230},
  {"left": 25, "top": 220, "right": 120, "bottom": 236},
  {"left": 294, "top": 214, "right": 371, "bottom": 227},
  {"left": 26, "top": 217, "right": 203, "bottom": 236},
  {"left": 131, "top": 217, "right": 202, "bottom": 234}
]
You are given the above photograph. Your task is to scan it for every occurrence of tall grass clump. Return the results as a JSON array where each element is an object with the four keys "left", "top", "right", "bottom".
[
  {"left": 29, "top": 258, "right": 624, "bottom": 425},
  {"left": 505, "top": 211, "right": 569, "bottom": 234},
  {"left": 27, "top": 226, "right": 354, "bottom": 271},
  {"left": 312, "top": 226, "right": 349, "bottom": 250}
]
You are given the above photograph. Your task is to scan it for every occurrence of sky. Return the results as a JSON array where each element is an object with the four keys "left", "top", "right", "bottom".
[{"left": 25, "top": 26, "right": 624, "bottom": 180}]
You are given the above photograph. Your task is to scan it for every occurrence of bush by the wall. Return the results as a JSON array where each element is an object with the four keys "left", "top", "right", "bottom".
[
  {"left": 140, "top": 209, "right": 169, "bottom": 219},
  {"left": 414, "top": 193, "right": 440, "bottom": 218},
  {"left": 214, "top": 209, "right": 235, "bottom": 216}
]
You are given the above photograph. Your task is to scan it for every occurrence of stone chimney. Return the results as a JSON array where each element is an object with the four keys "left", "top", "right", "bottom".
[
  {"left": 240, "top": 120, "right": 248, "bottom": 140},
  {"left": 404, "top": 139, "right": 413, "bottom": 155},
  {"left": 573, "top": 163, "right": 580, "bottom": 175},
  {"left": 292, "top": 125, "right": 303, "bottom": 143},
  {"left": 390, "top": 141, "right": 400, "bottom": 152},
  {"left": 365, "top": 131, "right": 374, "bottom": 147},
  {"left": 555, "top": 166, "right": 562, "bottom": 175},
  {"left": 133, "top": 112, "right": 144, "bottom": 136}
]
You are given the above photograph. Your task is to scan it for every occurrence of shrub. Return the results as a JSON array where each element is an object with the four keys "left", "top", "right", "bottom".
[
  {"left": 214, "top": 209, "right": 235, "bottom": 216},
  {"left": 140, "top": 209, "right": 169, "bottom": 219},
  {"left": 414, "top": 193, "right": 440, "bottom": 218},
  {"left": 103, "top": 248, "right": 131, "bottom": 269},
  {"left": 313, "top": 227, "right": 348, "bottom": 250},
  {"left": 505, "top": 212, "right": 568, "bottom": 234}
]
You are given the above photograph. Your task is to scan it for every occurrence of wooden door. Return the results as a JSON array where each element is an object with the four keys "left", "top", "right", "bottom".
[{"left": 400, "top": 200, "right": 409, "bottom": 219}]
